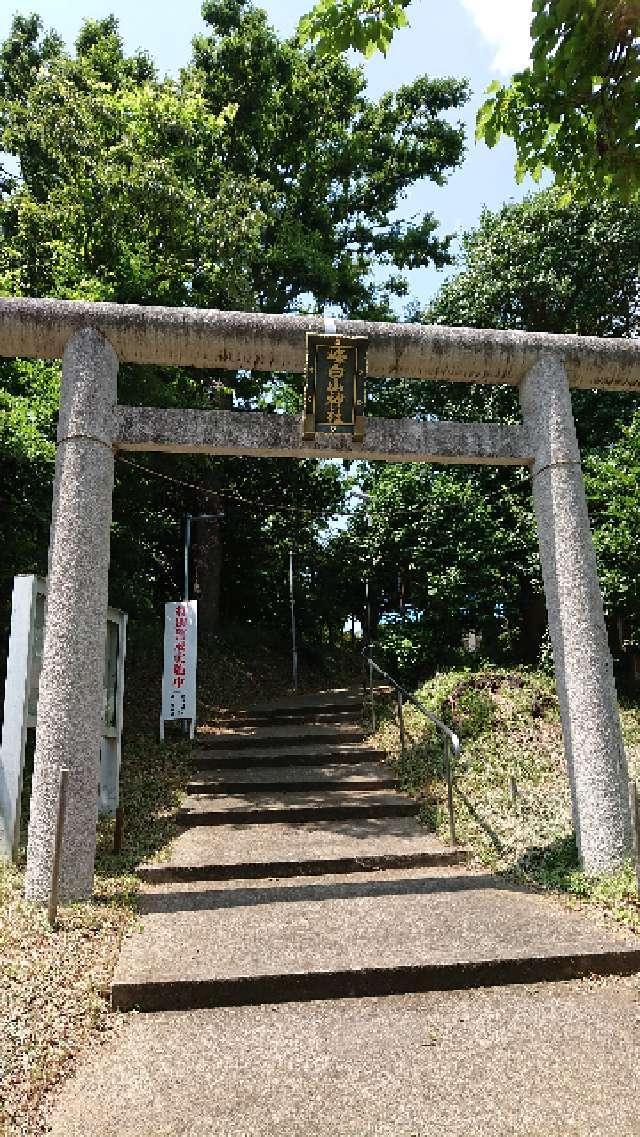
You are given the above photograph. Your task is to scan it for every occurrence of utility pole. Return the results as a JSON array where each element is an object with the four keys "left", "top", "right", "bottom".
[
  {"left": 289, "top": 550, "right": 298, "bottom": 691},
  {"left": 183, "top": 513, "right": 192, "bottom": 602}
]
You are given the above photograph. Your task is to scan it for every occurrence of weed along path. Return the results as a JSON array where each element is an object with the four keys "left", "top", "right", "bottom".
[{"left": 47, "top": 689, "right": 640, "bottom": 1136}]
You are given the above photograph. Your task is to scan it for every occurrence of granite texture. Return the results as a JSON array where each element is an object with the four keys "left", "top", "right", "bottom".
[
  {"left": 46, "top": 981, "right": 640, "bottom": 1136},
  {"left": 114, "top": 406, "right": 532, "bottom": 465},
  {"left": 1, "top": 295, "right": 639, "bottom": 388},
  {"left": 520, "top": 357, "right": 632, "bottom": 872},
  {"left": 25, "top": 329, "right": 118, "bottom": 903}
]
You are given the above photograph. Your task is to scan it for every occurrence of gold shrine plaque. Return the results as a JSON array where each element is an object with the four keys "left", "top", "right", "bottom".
[{"left": 303, "top": 332, "right": 367, "bottom": 442}]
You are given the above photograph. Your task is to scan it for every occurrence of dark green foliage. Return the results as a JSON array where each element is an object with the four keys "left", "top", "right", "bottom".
[
  {"left": 586, "top": 412, "right": 640, "bottom": 638},
  {"left": 426, "top": 188, "right": 640, "bottom": 453},
  {"left": 0, "top": 2, "right": 467, "bottom": 643},
  {"left": 191, "top": 2, "right": 467, "bottom": 314},
  {"left": 341, "top": 190, "right": 640, "bottom": 680},
  {"left": 428, "top": 189, "right": 640, "bottom": 340},
  {"left": 0, "top": 4, "right": 466, "bottom": 311},
  {"left": 347, "top": 463, "right": 539, "bottom": 681},
  {"left": 0, "top": 358, "right": 57, "bottom": 626}
]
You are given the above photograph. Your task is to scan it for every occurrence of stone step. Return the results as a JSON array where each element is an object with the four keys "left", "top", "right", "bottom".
[
  {"left": 242, "top": 689, "right": 374, "bottom": 715},
  {"left": 112, "top": 865, "right": 640, "bottom": 1012},
  {"left": 191, "top": 745, "right": 387, "bottom": 769},
  {"left": 196, "top": 724, "right": 366, "bottom": 750},
  {"left": 217, "top": 708, "right": 361, "bottom": 728},
  {"left": 49, "top": 981, "right": 640, "bottom": 1137},
  {"left": 176, "top": 789, "right": 417, "bottom": 827},
  {"left": 187, "top": 763, "right": 397, "bottom": 795},
  {"left": 138, "top": 819, "right": 466, "bottom": 883}
]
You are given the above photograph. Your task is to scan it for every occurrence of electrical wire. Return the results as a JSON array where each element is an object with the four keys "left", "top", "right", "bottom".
[
  {"left": 115, "top": 454, "right": 334, "bottom": 519},
  {"left": 115, "top": 451, "right": 532, "bottom": 525}
]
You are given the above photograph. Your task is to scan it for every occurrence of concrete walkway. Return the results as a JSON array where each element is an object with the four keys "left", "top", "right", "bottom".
[
  {"left": 47, "top": 687, "right": 640, "bottom": 1134},
  {"left": 46, "top": 981, "right": 640, "bottom": 1136}
]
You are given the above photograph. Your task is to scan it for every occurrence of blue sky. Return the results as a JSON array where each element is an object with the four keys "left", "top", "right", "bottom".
[{"left": 0, "top": 0, "right": 539, "bottom": 310}]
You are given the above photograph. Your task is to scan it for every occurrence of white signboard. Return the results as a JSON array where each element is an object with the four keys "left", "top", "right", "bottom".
[
  {"left": 0, "top": 575, "right": 127, "bottom": 860},
  {"left": 161, "top": 600, "right": 197, "bottom": 739}
]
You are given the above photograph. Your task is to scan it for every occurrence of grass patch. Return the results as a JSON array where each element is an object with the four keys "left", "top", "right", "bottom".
[{"left": 373, "top": 666, "right": 640, "bottom": 933}]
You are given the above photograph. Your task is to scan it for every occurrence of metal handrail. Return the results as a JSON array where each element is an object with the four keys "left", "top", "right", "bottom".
[{"left": 363, "top": 653, "right": 460, "bottom": 845}]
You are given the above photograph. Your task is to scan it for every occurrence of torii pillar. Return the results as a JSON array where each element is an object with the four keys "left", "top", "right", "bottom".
[
  {"left": 25, "top": 328, "right": 118, "bottom": 902},
  {"left": 520, "top": 356, "right": 632, "bottom": 872}
]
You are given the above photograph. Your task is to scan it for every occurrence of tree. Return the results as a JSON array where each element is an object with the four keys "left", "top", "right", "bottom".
[
  {"left": 191, "top": 0, "right": 467, "bottom": 318},
  {"left": 337, "top": 189, "right": 640, "bottom": 675},
  {"left": 426, "top": 189, "right": 640, "bottom": 658},
  {"left": 298, "top": 0, "right": 410, "bottom": 57},
  {"left": 339, "top": 463, "right": 536, "bottom": 680},
  {"left": 299, "top": 1, "right": 640, "bottom": 199},
  {"left": 477, "top": 0, "right": 640, "bottom": 199},
  {"left": 425, "top": 189, "right": 640, "bottom": 448},
  {"left": 0, "top": 358, "right": 57, "bottom": 628},
  {"left": 0, "top": 3, "right": 468, "bottom": 645},
  {"left": 0, "top": 6, "right": 467, "bottom": 316},
  {"left": 585, "top": 413, "right": 640, "bottom": 647},
  {"left": 0, "top": 14, "right": 260, "bottom": 308}
]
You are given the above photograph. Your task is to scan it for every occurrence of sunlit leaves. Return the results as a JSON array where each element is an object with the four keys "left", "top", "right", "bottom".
[
  {"left": 476, "top": 0, "right": 640, "bottom": 199},
  {"left": 298, "top": 0, "right": 410, "bottom": 57},
  {"left": 586, "top": 415, "right": 640, "bottom": 628}
]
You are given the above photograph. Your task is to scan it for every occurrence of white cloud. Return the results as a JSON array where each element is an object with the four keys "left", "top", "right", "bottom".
[{"left": 460, "top": 0, "right": 532, "bottom": 75}]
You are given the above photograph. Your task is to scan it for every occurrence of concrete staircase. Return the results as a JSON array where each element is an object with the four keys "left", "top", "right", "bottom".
[{"left": 112, "top": 688, "right": 640, "bottom": 1013}]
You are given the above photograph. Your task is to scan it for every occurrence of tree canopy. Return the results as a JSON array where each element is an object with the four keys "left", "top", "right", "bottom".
[
  {"left": 477, "top": 0, "right": 640, "bottom": 199},
  {"left": 298, "top": 0, "right": 410, "bottom": 57},
  {"left": 0, "top": 1, "right": 467, "bottom": 646},
  {"left": 0, "top": 6, "right": 467, "bottom": 314},
  {"left": 2, "top": 2, "right": 640, "bottom": 687},
  {"left": 299, "top": 0, "right": 640, "bottom": 199},
  {"left": 338, "top": 189, "right": 640, "bottom": 678}
]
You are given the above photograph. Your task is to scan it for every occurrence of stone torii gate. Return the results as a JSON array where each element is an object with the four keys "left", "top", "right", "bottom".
[{"left": 2, "top": 297, "right": 639, "bottom": 901}]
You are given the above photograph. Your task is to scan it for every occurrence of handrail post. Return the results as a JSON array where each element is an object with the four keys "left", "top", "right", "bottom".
[
  {"left": 365, "top": 654, "right": 462, "bottom": 834},
  {"left": 48, "top": 766, "right": 69, "bottom": 927},
  {"left": 397, "top": 689, "right": 406, "bottom": 754},
  {"left": 113, "top": 805, "right": 125, "bottom": 855},
  {"left": 445, "top": 739, "right": 456, "bottom": 846},
  {"left": 628, "top": 779, "right": 640, "bottom": 894}
]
